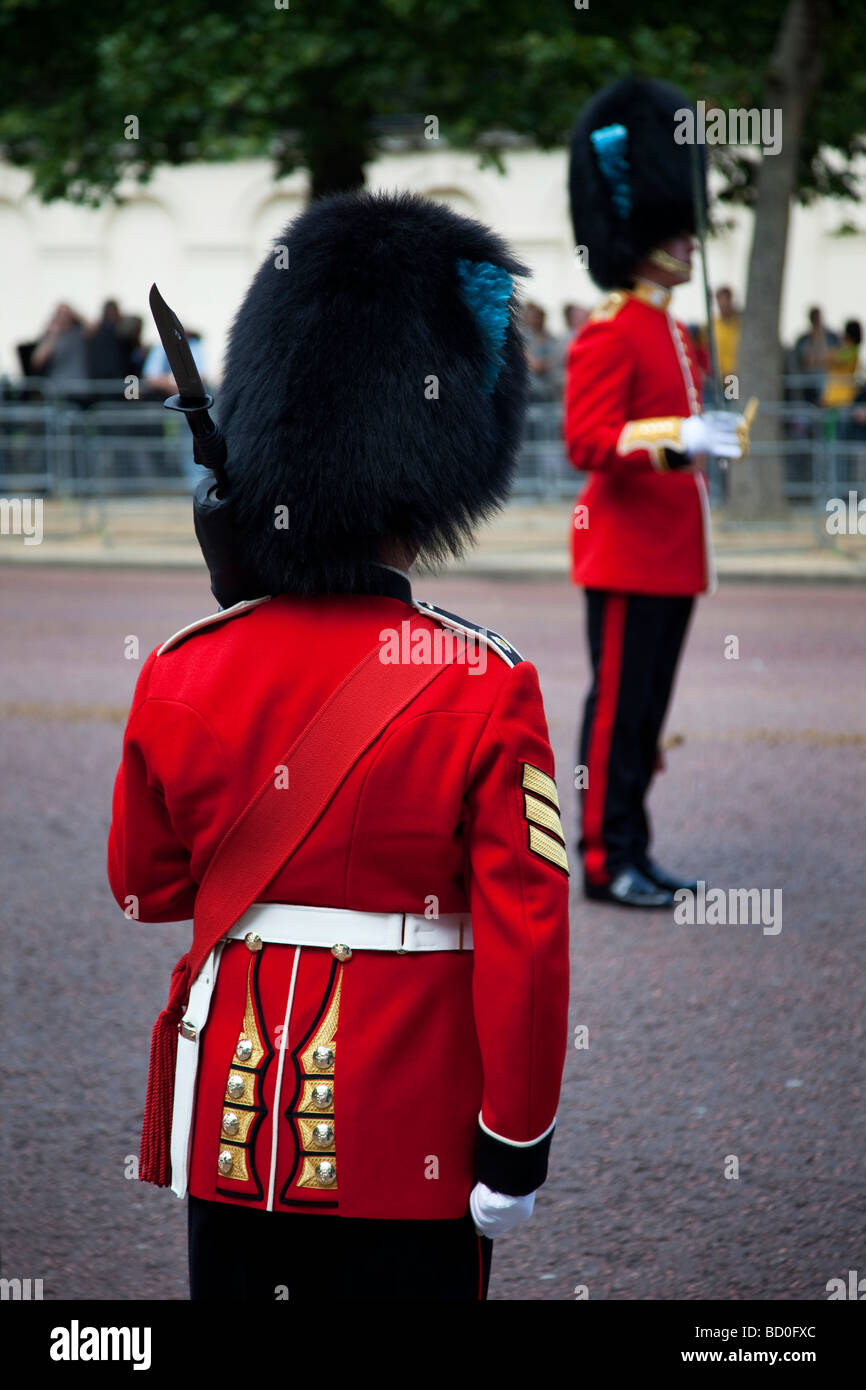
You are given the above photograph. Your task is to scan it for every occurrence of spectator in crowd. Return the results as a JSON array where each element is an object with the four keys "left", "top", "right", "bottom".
[
  {"left": 83, "top": 299, "right": 134, "bottom": 403},
  {"left": 564, "top": 304, "right": 589, "bottom": 335},
  {"left": 30, "top": 303, "right": 88, "bottom": 390},
  {"left": 689, "top": 322, "right": 710, "bottom": 380},
  {"left": 794, "top": 307, "right": 839, "bottom": 404},
  {"left": 842, "top": 379, "right": 866, "bottom": 484},
  {"left": 713, "top": 286, "right": 741, "bottom": 381},
  {"left": 553, "top": 305, "right": 589, "bottom": 397},
  {"left": 822, "top": 318, "right": 861, "bottom": 409},
  {"left": 522, "top": 302, "right": 557, "bottom": 401},
  {"left": 142, "top": 329, "right": 208, "bottom": 403},
  {"left": 117, "top": 314, "right": 147, "bottom": 376}
]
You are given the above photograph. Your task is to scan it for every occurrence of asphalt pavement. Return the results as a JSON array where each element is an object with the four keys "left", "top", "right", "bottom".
[{"left": 1, "top": 568, "right": 864, "bottom": 1300}]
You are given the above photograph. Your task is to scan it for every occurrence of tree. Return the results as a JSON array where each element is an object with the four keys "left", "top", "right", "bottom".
[
  {"left": 724, "top": 1, "right": 827, "bottom": 519},
  {"left": 0, "top": 0, "right": 617, "bottom": 202},
  {"left": 3, "top": 0, "right": 866, "bottom": 518}
]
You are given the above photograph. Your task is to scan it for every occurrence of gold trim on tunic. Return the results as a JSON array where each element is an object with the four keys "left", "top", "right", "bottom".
[
  {"left": 233, "top": 956, "right": 265, "bottom": 1067},
  {"left": 524, "top": 791, "right": 566, "bottom": 845},
  {"left": 221, "top": 1107, "right": 257, "bottom": 1143},
  {"left": 296, "top": 1156, "right": 338, "bottom": 1190},
  {"left": 297, "top": 1116, "right": 336, "bottom": 1152},
  {"left": 217, "top": 1143, "right": 249, "bottom": 1182},
  {"left": 224, "top": 1070, "right": 256, "bottom": 1108},
  {"left": 298, "top": 1078, "right": 335, "bottom": 1113},
  {"left": 300, "top": 970, "right": 342, "bottom": 1075},
  {"left": 218, "top": 954, "right": 266, "bottom": 1178},
  {"left": 521, "top": 763, "right": 560, "bottom": 810},
  {"left": 589, "top": 290, "right": 628, "bottom": 323},
  {"left": 529, "top": 824, "right": 570, "bottom": 875}
]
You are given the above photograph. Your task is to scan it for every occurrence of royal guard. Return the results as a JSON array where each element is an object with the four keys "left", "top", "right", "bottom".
[
  {"left": 107, "top": 191, "right": 570, "bottom": 1301},
  {"left": 565, "top": 77, "right": 752, "bottom": 909}
]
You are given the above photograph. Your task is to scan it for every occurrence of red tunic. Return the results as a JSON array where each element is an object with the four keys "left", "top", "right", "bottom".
[
  {"left": 107, "top": 578, "right": 570, "bottom": 1219},
  {"left": 563, "top": 287, "right": 714, "bottom": 596}
]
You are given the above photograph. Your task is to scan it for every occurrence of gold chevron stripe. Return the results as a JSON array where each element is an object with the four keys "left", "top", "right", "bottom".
[
  {"left": 521, "top": 763, "right": 560, "bottom": 810},
  {"left": 529, "top": 825, "right": 570, "bottom": 875},
  {"left": 524, "top": 792, "right": 566, "bottom": 844}
]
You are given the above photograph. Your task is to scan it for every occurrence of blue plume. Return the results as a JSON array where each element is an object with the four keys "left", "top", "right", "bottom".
[
  {"left": 455, "top": 258, "right": 513, "bottom": 394},
  {"left": 590, "top": 123, "right": 631, "bottom": 220}
]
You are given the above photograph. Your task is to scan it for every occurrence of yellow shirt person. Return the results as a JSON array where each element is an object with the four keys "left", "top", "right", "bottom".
[
  {"left": 713, "top": 287, "right": 741, "bottom": 381},
  {"left": 822, "top": 324, "right": 861, "bottom": 408}
]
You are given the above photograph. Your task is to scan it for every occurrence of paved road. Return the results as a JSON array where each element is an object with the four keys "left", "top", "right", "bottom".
[{"left": 2, "top": 567, "right": 864, "bottom": 1301}]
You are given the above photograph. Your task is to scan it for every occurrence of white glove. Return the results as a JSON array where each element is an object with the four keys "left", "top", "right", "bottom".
[
  {"left": 680, "top": 411, "right": 745, "bottom": 459},
  {"left": 469, "top": 1181, "right": 536, "bottom": 1238}
]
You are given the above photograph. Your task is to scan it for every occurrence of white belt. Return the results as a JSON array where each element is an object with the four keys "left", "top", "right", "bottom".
[
  {"left": 171, "top": 941, "right": 225, "bottom": 1199},
  {"left": 169, "top": 903, "right": 473, "bottom": 1198},
  {"left": 227, "top": 902, "right": 473, "bottom": 954}
]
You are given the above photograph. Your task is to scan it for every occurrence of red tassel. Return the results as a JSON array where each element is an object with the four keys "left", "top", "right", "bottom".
[{"left": 139, "top": 954, "right": 191, "bottom": 1188}]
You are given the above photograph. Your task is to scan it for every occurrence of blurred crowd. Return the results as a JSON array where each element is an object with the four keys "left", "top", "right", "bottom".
[
  {"left": 785, "top": 307, "right": 863, "bottom": 419},
  {"left": 2, "top": 290, "right": 863, "bottom": 498},
  {"left": 519, "top": 292, "right": 865, "bottom": 432},
  {"left": 8, "top": 288, "right": 866, "bottom": 475},
  {"left": 519, "top": 302, "right": 588, "bottom": 403},
  {"left": 13, "top": 299, "right": 208, "bottom": 406},
  {"left": 14, "top": 294, "right": 864, "bottom": 423}
]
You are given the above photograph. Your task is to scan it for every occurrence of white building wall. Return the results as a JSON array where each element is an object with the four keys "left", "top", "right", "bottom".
[{"left": 2, "top": 147, "right": 865, "bottom": 378}]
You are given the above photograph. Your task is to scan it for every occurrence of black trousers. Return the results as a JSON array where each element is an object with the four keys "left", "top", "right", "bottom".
[
  {"left": 578, "top": 589, "right": 694, "bottom": 883},
  {"left": 188, "top": 1195, "right": 493, "bottom": 1302}
]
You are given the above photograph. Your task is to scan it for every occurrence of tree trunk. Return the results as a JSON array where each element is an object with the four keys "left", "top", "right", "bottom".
[
  {"left": 304, "top": 126, "right": 369, "bottom": 200},
  {"left": 726, "top": 0, "right": 824, "bottom": 520}
]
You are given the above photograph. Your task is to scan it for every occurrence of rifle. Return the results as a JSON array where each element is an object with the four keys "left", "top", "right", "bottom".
[{"left": 148, "top": 284, "right": 266, "bottom": 608}]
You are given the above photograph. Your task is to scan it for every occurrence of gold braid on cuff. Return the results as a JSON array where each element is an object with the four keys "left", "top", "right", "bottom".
[{"left": 617, "top": 418, "right": 685, "bottom": 472}]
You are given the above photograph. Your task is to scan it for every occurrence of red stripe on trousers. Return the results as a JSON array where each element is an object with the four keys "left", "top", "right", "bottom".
[{"left": 582, "top": 594, "right": 627, "bottom": 884}]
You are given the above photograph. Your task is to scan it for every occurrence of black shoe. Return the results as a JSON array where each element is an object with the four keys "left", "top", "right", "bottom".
[
  {"left": 584, "top": 864, "right": 674, "bottom": 909},
  {"left": 638, "top": 857, "right": 699, "bottom": 894}
]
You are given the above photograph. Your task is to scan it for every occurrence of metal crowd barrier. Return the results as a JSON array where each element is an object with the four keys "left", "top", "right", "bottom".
[
  {"left": 0, "top": 378, "right": 193, "bottom": 496},
  {"left": 1, "top": 378, "right": 866, "bottom": 509},
  {"left": 516, "top": 398, "right": 866, "bottom": 513}
]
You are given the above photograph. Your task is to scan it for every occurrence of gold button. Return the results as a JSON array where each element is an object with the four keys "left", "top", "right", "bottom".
[
  {"left": 235, "top": 1038, "right": 253, "bottom": 1062},
  {"left": 331, "top": 943, "right": 352, "bottom": 962},
  {"left": 245, "top": 932, "right": 263, "bottom": 952},
  {"left": 227, "top": 1074, "right": 245, "bottom": 1100},
  {"left": 222, "top": 1112, "right": 239, "bottom": 1137},
  {"left": 218, "top": 1150, "right": 234, "bottom": 1176},
  {"left": 312, "top": 1045, "right": 334, "bottom": 1071}
]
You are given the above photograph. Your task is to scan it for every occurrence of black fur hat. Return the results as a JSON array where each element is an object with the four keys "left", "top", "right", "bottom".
[
  {"left": 569, "top": 76, "right": 704, "bottom": 291},
  {"left": 216, "top": 189, "right": 529, "bottom": 595}
]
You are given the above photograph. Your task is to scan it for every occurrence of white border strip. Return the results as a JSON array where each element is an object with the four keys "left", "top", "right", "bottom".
[
  {"left": 478, "top": 1113, "right": 556, "bottom": 1148},
  {"left": 413, "top": 600, "right": 518, "bottom": 669},
  {"left": 266, "top": 945, "right": 301, "bottom": 1212},
  {"left": 695, "top": 470, "right": 718, "bottom": 596},
  {"left": 158, "top": 596, "right": 271, "bottom": 656}
]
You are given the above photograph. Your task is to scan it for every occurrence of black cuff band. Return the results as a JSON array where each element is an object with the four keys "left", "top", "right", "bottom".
[
  {"left": 663, "top": 448, "right": 690, "bottom": 471},
  {"left": 475, "top": 1123, "right": 554, "bottom": 1196}
]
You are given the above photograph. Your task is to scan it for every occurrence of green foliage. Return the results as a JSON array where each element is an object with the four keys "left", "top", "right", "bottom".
[{"left": 1, "top": 0, "right": 865, "bottom": 204}]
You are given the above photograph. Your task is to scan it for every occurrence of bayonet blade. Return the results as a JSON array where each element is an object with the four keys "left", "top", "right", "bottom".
[{"left": 149, "top": 283, "right": 208, "bottom": 405}]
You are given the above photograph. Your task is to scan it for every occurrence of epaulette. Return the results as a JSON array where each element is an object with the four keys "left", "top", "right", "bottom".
[
  {"left": 157, "top": 596, "right": 271, "bottom": 656},
  {"left": 588, "top": 290, "right": 628, "bottom": 324},
  {"left": 413, "top": 599, "right": 523, "bottom": 667}
]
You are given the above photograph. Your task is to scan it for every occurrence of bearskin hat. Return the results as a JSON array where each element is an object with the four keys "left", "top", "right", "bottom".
[
  {"left": 569, "top": 76, "right": 705, "bottom": 291},
  {"left": 215, "top": 189, "right": 529, "bottom": 596}
]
